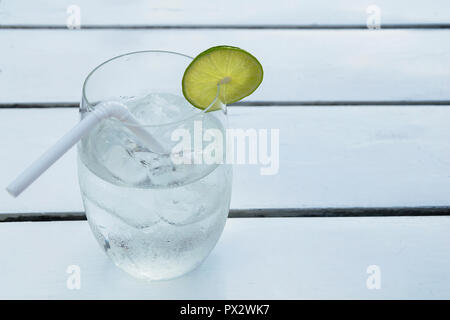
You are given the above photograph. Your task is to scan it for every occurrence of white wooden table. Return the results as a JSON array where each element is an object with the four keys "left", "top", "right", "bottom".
[{"left": 0, "top": 0, "right": 449, "bottom": 299}]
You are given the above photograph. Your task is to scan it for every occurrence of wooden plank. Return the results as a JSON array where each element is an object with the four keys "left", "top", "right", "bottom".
[
  {"left": 0, "top": 217, "right": 449, "bottom": 299},
  {"left": 1, "top": 107, "right": 449, "bottom": 215},
  {"left": 1, "top": 0, "right": 449, "bottom": 26},
  {"left": 1, "top": 30, "right": 450, "bottom": 104}
]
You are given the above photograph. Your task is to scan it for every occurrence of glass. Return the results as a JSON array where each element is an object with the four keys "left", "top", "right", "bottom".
[{"left": 78, "top": 51, "right": 232, "bottom": 280}]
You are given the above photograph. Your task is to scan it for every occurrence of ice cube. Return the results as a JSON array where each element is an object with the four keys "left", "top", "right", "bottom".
[
  {"left": 102, "top": 144, "right": 148, "bottom": 185},
  {"left": 91, "top": 121, "right": 148, "bottom": 186},
  {"left": 128, "top": 93, "right": 195, "bottom": 125}
]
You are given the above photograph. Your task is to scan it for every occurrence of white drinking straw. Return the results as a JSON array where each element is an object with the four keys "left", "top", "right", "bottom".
[{"left": 6, "top": 101, "right": 166, "bottom": 197}]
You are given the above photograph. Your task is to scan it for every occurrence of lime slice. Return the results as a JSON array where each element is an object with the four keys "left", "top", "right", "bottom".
[{"left": 182, "top": 46, "right": 263, "bottom": 110}]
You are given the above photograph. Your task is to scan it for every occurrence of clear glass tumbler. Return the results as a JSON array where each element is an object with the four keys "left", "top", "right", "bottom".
[{"left": 78, "top": 51, "right": 232, "bottom": 280}]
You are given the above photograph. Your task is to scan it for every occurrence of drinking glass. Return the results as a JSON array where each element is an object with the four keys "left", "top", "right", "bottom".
[{"left": 78, "top": 51, "right": 232, "bottom": 280}]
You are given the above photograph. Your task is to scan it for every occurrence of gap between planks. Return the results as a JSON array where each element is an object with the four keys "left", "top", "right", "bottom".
[
  {"left": 2, "top": 24, "right": 450, "bottom": 30},
  {"left": 2, "top": 101, "right": 450, "bottom": 109},
  {"left": 1, "top": 207, "right": 449, "bottom": 222}
]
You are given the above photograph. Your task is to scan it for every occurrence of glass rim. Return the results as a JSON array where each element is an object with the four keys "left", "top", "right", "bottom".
[{"left": 81, "top": 50, "right": 224, "bottom": 128}]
